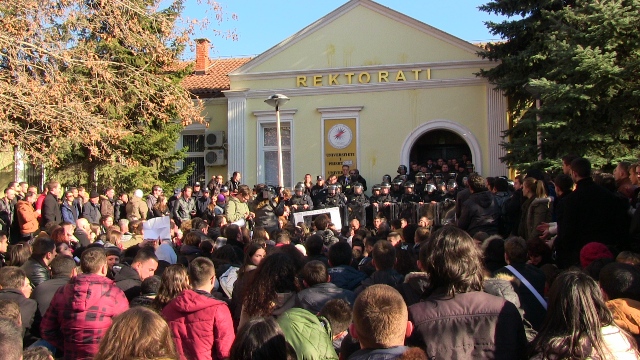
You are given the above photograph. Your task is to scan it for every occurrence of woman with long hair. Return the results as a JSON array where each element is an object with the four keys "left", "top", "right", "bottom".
[
  {"left": 518, "top": 177, "right": 553, "bottom": 241},
  {"left": 407, "top": 226, "right": 527, "bottom": 358},
  {"left": 531, "top": 270, "right": 637, "bottom": 359},
  {"left": 151, "top": 265, "right": 190, "bottom": 311},
  {"left": 153, "top": 195, "right": 170, "bottom": 218},
  {"left": 94, "top": 307, "right": 178, "bottom": 360},
  {"left": 230, "top": 242, "right": 267, "bottom": 327},
  {"left": 229, "top": 317, "right": 296, "bottom": 360},
  {"left": 239, "top": 252, "right": 299, "bottom": 329}
]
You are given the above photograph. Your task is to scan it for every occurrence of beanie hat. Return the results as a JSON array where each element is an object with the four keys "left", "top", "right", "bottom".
[{"left": 580, "top": 242, "right": 614, "bottom": 269}]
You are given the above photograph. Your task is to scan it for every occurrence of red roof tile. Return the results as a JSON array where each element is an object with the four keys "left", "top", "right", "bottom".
[{"left": 181, "top": 57, "right": 252, "bottom": 96}]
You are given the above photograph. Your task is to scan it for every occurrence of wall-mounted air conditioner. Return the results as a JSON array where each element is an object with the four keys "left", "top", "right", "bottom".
[
  {"left": 204, "top": 149, "right": 226, "bottom": 166},
  {"left": 205, "top": 130, "right": 225, "bottom": 148}
]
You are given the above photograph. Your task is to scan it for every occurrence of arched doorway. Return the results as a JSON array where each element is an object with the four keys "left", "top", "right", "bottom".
[
  {"left": 400, "top": 120, "right": 483, "bottom": 173},
  {"left": 410, "top": 130, "right": 471, "bottom": 165}
]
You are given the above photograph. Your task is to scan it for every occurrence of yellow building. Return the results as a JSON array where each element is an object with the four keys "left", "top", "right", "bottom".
[{"left": 180, "top": 0, "right": 507, "bottom": 188}]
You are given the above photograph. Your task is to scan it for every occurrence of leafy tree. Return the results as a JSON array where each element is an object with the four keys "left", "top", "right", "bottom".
[
  {"left": 479, "top": 0, "right": 640, "bottom": 171},
  {"left": 0, "top": 0, "right": 235, "bottom": 190}
]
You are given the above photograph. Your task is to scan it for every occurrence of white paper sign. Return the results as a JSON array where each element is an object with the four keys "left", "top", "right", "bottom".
[
  {"left": 143, "top": 216, "right": 171, "bottom": 240},
  {"left": 292, "top": 207, "right": 342, "bottom": 227}
]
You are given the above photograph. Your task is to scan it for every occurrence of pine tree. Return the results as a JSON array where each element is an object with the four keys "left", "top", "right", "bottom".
[{"left": 479, "top": 0, "right": 640, "bottom": 171}]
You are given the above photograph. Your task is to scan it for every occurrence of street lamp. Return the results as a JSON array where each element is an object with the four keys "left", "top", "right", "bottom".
[
  {"left": 264, "top": 94, "right": 290, "bottom": 188},
  {"left": 524, "top": 83, "right": 543, "bottom": 160}
]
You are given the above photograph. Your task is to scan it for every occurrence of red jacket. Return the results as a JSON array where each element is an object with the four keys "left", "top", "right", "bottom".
[
  {"left": 162, "top": 289, "right": 235, "bottom": 360},
  {"left": 40, "top": 274, "right": 129, "bottom": 360},
  {"left": 16, "top": 200, "right": 39, "bottom": 234}
]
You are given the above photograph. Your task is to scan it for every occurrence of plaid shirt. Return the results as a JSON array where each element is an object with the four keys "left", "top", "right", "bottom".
[{"left": 41, "top": 273, "right": 129, "bottom": 360}]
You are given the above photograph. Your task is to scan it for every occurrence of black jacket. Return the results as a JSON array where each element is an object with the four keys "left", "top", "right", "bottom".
[
  {"left": 294, "top": 282, "right": 356, "bottom": 314},
  {"left": 355, "top": 268, "right": 404, "bottom": 296},
  {"left": 41, "top": 193, "right": 61, "bottom": 227},
  {"left": 32, "top": 276, "right": 70, "bottom": 317},
  {"left": 21, "top": 257, "right": 50, "bottom": 288},
  {"left": 494, "top": 263, "right": 547, "bottom": 331},
  {"left": 82, "top": 202, "right": 101, "bottom": 224},
  {"left": 114, "top": 264, "right": 142, "bottom": 301},
  {"left": 0, "top": 288, "right": 37, "bottom": 335},
  {"left": 457, "top": 191, "right": 501, "bottom": 236},
  {"left": 555, "top": 177, "right": 629, "bottom": 268}
]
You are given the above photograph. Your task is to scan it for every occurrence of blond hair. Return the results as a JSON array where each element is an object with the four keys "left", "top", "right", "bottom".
[{"left": 353, "top": 284, "right": 407, "bottom": 349}]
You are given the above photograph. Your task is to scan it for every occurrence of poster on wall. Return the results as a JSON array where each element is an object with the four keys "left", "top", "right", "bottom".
[{"left": 324, "top": 118, "right": 357, "bottom": 178}]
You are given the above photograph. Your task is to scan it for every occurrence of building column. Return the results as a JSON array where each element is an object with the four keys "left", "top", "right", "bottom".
[
  {"left": 225, "top": 91, "right": 248, "bottom": 179},
  {"left": 487, "top": 85, "right": 508, "bottom": 176}
]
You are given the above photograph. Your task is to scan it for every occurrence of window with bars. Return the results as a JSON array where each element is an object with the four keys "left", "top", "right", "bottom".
[
  {"left": 260, "top": 123, "right": 292, "bottom": 187},
  {"left": 182, "top": 133, "right": 205, "bottom": 184}
]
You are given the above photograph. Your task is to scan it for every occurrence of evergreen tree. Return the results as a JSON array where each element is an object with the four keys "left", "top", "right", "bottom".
[{"left": 479, "top": 0, "right": 640, "bottom": 171}]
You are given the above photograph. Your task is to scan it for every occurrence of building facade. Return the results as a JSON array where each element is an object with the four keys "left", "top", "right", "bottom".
[{"left": 181, "top": 0, "right": 508, "bottom": 188}]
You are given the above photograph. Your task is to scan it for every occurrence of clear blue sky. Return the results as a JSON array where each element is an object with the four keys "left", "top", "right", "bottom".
[{"left": 180, "top": 0, "right": 506, "bottom": 59}]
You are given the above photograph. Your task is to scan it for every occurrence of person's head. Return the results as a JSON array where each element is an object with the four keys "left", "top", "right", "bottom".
[
  {"left": 0, "top": 266, "right": 31, "bottom": 298},
  {"left": 229, "top": 317, "right": 296, "bottom": 360},
  {"left": 243, "top": 253, "right": 299, "bottom": 318},
  {"left": 580, "top": 242, "right": 613, "bottom": 269},
  {"left": 140, "top": 275, "right": 161, "bottom": 296},
  {"left": 47, "top": 181, "right": 61, "bottom": 196},
  {"left": 570, "top": 157, "right": 591, "bottom": 181},
  {"left": 599, "top": 262, "right": 640, "bottom": 302},
  {"left": 494, "top": 177, "right": 509, "bottom": 193},
  {"left": 50, "top": 255, "right": 77, "bottom": 278},
  {"left": 22, "top": 346, "right": 54, "bottom": 360},
  {"left": 318, "top": 299, "right": 352, "bottom": 339},
  {"left": 351, "top": 284, "right": 411, "bottom": 349},
  {"left": 131, "top": 248, "right": 158, "bottom": 281},
  {"left": 553, "top": 174, "right": 573, "bottom": 196},
  {"left": 243, "top": 242, "right": 266, "bottom": 268},
  {"left": 534, "top": 270, "right": 615, "bottom": 359},
  {"left": 105, "top": 247, "right": 121, "bottom": 269},
  {"left": 274, "top": 231, "right": 291, "bottom": 245},
  {"left": 232, "top": 171, "right": 241, "bottom": 182},
  {"left": 153, "top": 265, "right": 190, "bottom": 310},
  {"left": 0, "top": 299, "right": 21, "bottom": 328},
  {"left": 100, "top": 215, "right": 114, "bottom": 229},
  {"left": 301, "top": 260, "right": 329, "bottom": 287},
  {"left": 0, "top": 231, "right": 7, "bottom": 254},
  {"left": 414, "top": 227, "right": 430, "bottom": 245},
  {"left": 328, "top": 241, "right": 352, "bottom": 267},
  {"left": 561, "top": 154, "right": 579, "bottom": 175},
  {"left": 0, "top": 318, "right": 22, "bottom": 360},
  {"left": 94, "top": 307, "right": 177, "bottom": 360},
  {"left": 614, "top": 161, "right": 631, "bottom": 181},
  {"left": 304, "top": 234, "right": 324, "bottom": 257},
  {"left": 188, "top": 257, "right": 216, "bottom": 292},
  {"left": 522, "top": 177, "right": 546, "bottom": 198},
  {"left": 31, "top": 237, "right": 56, "bottom": 265},
  {"left": 386, "top": 232, "right": 402, "bottom": 247},
  {"left": 419, "top": 226, "right": 483, "bottom": 297},
  {"left": 372, "top": 240, "right": 396, "bottom": 271},
  {"left": 467, "top": 174, "right": 487, "bottom": 193},
  {"left": 616, "top": 251, "right": 640, "bottom": 266},
  {"left": 504, "top": 236, "right": 528, "bottom": 264},
  {"left": 237, "top": 185, "right": 251, "bottom": 202},
  {"left": 313, "top": 214, "right": 330, "bottom": 231},
  {"left": 341, "top": 165, "right": 350, "bottom": 176},
  {"left": 7, "top": 242, "right": 31, "bottom": 267},
  {"left": 80, "top": 247, "right": 108, "bottom": 275}
]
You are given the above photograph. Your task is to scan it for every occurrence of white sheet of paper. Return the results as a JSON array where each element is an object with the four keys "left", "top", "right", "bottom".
[
  {"left": 232, "top": 218, "right": 246, "bottom": 227},
  {"left": 143, "top": 216, "right": 171, "bottom": 240}
]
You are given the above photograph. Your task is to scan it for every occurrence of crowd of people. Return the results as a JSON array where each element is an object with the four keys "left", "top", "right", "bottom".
[{"left": 1, "top": 155, "right": 640, "bottom": 359}]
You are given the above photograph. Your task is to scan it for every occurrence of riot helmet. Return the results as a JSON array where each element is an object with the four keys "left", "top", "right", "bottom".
[
  {"left": 425, "top": 184, "right": 437, "bottom": 194},
  {"left": 352, "top": 182, "right": 363, "bottom": 195},
  {"left": 380, "top": 181, "right": 391, "bottom": 195},
  {"left": 327, "top": 184, "right": 338, "bottom": 196},
  {"left": 382, "top": 174, "right": 392, "bottom": 183},
  {"left": 404, "top": 181, "right": 415, "bottom": 194},
  {"left": 392, "top": 178, "right": 404, "bottom": 192},
  {"left": 294, "top": 182, "right": 305, "bottom": 196},
  {"left": 372, "top": 184, "right": 381, "bottom": 195},
  {"left": 397, "top": 165, "right": 407, "bottom": 175},
  {"left": 415, "top": 172, "right": 425, "bottom": 184},
  {"left": 447, "top": 180, "right": 458, "bottom": 192}
]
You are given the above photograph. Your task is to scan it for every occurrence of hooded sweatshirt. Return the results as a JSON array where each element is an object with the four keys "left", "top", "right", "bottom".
[
  {"left": 457, "top": 191, "right": 500, "bottom": 236},
  {"left": 162, "top": 289, "right": 235, "bottom": 360},
  {"left": 40, "top": 273, "right": 128, "bottom": 360}
]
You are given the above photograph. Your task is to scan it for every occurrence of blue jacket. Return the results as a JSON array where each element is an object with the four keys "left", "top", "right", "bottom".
[{"left": 328, "top": 265, "right": 366, "bottom": 291}]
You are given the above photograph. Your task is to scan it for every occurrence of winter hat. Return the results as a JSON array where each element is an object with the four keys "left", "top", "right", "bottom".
[
  {"left": 217, "top": 194, "right": 226, "bottom": 204},
  {"left": 89, "top": 190, "right": 99, "bottom": 199},
  {"left": 580, "top": 242, "right": 614, "bottom": 268}
]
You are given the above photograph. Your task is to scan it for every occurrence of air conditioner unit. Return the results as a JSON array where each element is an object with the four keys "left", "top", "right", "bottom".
[
  {"left": 204, "top": 149, "right": 226, "bottom": 166},
  {"left": 205, "top": 130, "right": 225, "bottom": 148}
]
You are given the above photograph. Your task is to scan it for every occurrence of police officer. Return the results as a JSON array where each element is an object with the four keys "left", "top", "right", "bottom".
[
  {"left": 378, "top": 182, "right": 395, "bottom": 205},
  {"left": 414, "top": 172, "right": 426, "bottom": 197},
  {"left": 393, "top": 165, "right": 408, "bottom": 183},
  {"left": 390, "top": 178, "right": 404, "bottom": 202},
  {"left": 320, "top": 184, "right": 344, "bottom": 209},
  {"left": 288, "top": 183, "right": 313, "bottom": 213},
  {"left": 311, "top": 176, "right": 327, "bottom": 208},
  {"left": 369, "top": 184, "right": 382, "bottom": 204},
  {"left": 347, "top": 183, "right": 369, "bottom": 224},
  {"left": 400, "top": 182, "right": 421, "bottom": 203}
]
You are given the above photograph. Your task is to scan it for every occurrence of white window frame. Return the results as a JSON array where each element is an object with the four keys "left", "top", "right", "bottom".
[{"left": 253, "top": 109, "right": 297, "bottom": 188}]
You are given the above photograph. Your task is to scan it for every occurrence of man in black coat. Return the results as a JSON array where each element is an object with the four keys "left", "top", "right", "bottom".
[
  {"left": 21, "top": 237, "right": 55, "bottom": 288},
  {"left": 554, "top": 157, "right": 629, "bottom": 268},
  {"left": 0, "top": 266, "right": 37, "bottom": 336},
  {"left": 32, "top": 255, "right": 76, "bottom": 317},
  {"left": 114, "top": 248, "right": 158, "bottom": 301},
  {"left": 41, "top": 181, "right": 62, "bottom": 228},
  {"left": 457, "top": 174, "right": 501, "bottom": 236}
]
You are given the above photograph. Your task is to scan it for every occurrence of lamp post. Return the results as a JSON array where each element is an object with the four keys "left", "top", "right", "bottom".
[
  {"left": 524, "top": 83, "right": 543, "bottom": 160},
  {"left": 264, "top": 94, "right": 290, "bottom": 188}
]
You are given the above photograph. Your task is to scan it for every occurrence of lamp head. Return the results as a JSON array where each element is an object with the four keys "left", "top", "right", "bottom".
[{"left": 264, "top": 94, "right": 290, "bottom": 108}]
